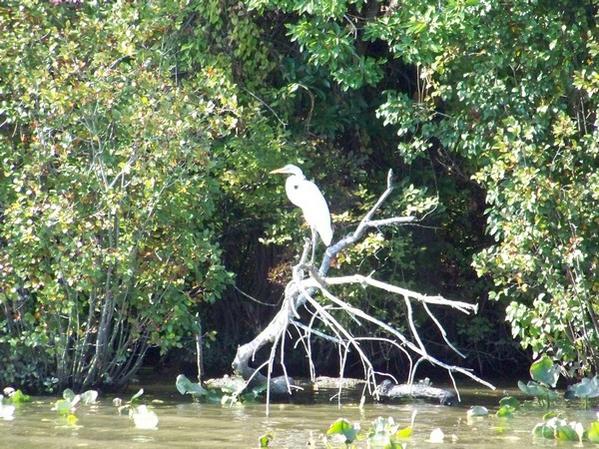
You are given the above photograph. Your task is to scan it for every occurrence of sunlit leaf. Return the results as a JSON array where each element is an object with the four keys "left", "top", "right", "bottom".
[
  {"left": 395, "top": 425, "right": 413, "bottom": 439},
  {"left": 588, "top": 421, "right": 599, "bottom": 443},
  {"left": 259, "top": 433, "right": 273, "bottom": 447},
  {"left": 498, "top": 396, "right": 520, "bottom": 409},
  {"left": 326, "top": 418, "right": 358, "bottom": 444},
  {"left": 530, "top": 355, "right": 559, "bottom": 387},
  {"left": 176, "top": 375, "right": 208, "bottom": 397}
]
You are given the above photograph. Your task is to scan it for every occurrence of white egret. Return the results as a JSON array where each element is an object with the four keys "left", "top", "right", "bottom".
[{"left": 269, "top": 164, "right": 333, "bottom": 247}]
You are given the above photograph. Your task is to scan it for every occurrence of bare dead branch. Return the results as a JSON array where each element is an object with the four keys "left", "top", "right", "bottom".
[{"left": 232, "top": 167, "right": 495, "bottom": 413}]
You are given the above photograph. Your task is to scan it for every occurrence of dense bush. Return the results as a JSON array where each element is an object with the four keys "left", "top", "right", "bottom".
[
  {"left": 0, "top": 1, "right": 235, "bottom": 390},
  {"left": 243, "top": 0, "right": 598, "bottom": 375},
  {"left": 2, "top": 0, "right": 595, "bottom": 389}
]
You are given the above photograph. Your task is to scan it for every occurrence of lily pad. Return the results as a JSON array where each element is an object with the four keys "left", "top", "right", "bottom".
[
  {"left": 62, "top": 388, "right": 76, "bottom": 402},
  {"left": 496, "top": 405, "right": 515, "bottom": 418},
  {"left": 566, "top": 375, "right": 599, "bottom": 399},
  {"left": 395, "top": 426, "right": 413, "bottom": 439},
  {"left": 533, "top": 422, "right": 554, "bottom": 439},
  {"left": 0, "top": 403, "right": 15, "bottom": 421},
  {"left": 467, "top": 406, "right": 489, "bottom": 417},
  {"left": 588, "top": 421, "right": 599, "bottom": 443},
  {"left": 530, "top": 355, "right": 559, "bottom": 387},
  {"left": 429, "top": 427, "right": 444, "bottom": 443},
  {"left": 130, "top": 388, "right": 144, "bottom": 403},
  {"left": 259, "top": 433, "right": 273, "bottom": 447},
  {"left": 499, "top": 396, "right": 520, "bottom": 409},
  {"left": 555, "top": 423, "right": 579, "bottom": 441},
  {"left": 532, "top": 416, "right": 583, "bottom": 442},
  {"left": 176, "top": 375, "right": 207, "bottom": 398},
  {"left": 8, "top": 389, "right": 31, "bottom": 404},
  {"left": 327, "top": 418, "right": 358, "bottom": 444},
  {"left": 517, "top": 380, "right": 558, "bottom": 401}
]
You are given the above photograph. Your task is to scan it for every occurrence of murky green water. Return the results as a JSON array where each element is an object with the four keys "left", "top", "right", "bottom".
[{"left": 1, "top": 384, "right": 597, "bottom": 448}]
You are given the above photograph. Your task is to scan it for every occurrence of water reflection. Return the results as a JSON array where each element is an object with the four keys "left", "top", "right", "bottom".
[{"left": 0, "top": 385, "right": 597, "bottom": 448}]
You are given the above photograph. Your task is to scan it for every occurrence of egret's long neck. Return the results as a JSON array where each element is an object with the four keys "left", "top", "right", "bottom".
[{"left": 284, "top": 174, "right": 305, "bottom": 208}]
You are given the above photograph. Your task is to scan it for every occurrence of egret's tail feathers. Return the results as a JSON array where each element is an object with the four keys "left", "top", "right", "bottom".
[{"left": 319, "top": 228, "right": 333, "bottom": 247}]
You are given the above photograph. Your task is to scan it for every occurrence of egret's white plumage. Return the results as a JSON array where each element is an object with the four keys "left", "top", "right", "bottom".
[{"left": 270, "top": 164, "right": 333, "bottom": 246}]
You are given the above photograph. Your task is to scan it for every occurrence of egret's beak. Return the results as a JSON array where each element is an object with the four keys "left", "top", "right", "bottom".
[{"left": 269, "top": 167, "right": 288, "bottom": 175}]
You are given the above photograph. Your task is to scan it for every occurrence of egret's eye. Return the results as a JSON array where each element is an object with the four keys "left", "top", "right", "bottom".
[{"left": 294, "top": 185, "right": 299, "bottom": 189}]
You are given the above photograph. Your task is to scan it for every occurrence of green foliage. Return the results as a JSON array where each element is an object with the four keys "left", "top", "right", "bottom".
[
  {"left": 530, "top": 355, "right": 560, "bottom": 388},
  {"left": 517, "top": 356, "right": 560, "bottom": 407},
  {"left": 533, "top": 415, "right": 584, "bottom": 443},
  {"left": 51, "top": 387, "right": 96, "bottom": 425},
  {"left": 259, "top": 433, "right": 273, "bottom": 447},
  {"left": 326, "top": 418, "right": 359, "bottom": 444},
  {"left": 176, "top": 374, "right": 266, "bottom": 404},
  {"left": 565, "top": 375, "right": 599, "bottom": 408},
  {"left": 4, "top": 389, "right": 31, "bottom": 405},
  {"left": 0, "top": 0, "right": 233, "bottom": 391},
  {"left": 588, "top": 421, "right": 599, "bottom": 444},
  {"left": 498, "top": 396, "right": 520, "bottom": 410},
  {"left": 250, "top": 0, "right": 599, "bottom": 376},
  {"left": 496, "top": 395, "right": 519, "bottom": 418},
  {"left": 2, "top": 0, "right": 596, "bottom": 387}
]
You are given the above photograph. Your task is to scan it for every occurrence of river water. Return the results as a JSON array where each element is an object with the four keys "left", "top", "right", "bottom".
[{"left": 1, "top": 383, "right": 596, "bottom": 448}]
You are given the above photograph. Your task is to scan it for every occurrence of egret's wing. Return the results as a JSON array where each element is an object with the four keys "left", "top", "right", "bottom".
[{"left": 292, "top": 179, "right": 333, "bottom": 246}]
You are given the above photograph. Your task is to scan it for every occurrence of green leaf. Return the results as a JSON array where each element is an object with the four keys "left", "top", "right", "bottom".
[
  {"left": 530, "top": 355, "right": 559, "bottom": 387},
  {"left": 517, "top": 380, "right": 558, "bottom": 402},
  {"left": 499, "top": 396, "right": 520, "bottom": 409},
  {"left": 566, "top": 375, "right": 599, "bottom": 399},
  {"left": 496, "top": 405, "right": 515, "bottom": 418},
  {"left": 9, "top": 389, "right": 31, "bottom": 404},
  {"left": 555, "top": 424, "right": 579, "bottom": 441},
  {"left": 130, "top": 389, "right": 144, "bottom": 403},
  {"left": 66, "top": 413, "right": 78, "bottom": 426},
  {"left": 588, "top": 421, "right": 599, "bottom": 443},
  {"left": 533, "top": 423, "right": 554, "bottom": 439},
  {"left": 175, "top": 374, "right": 207, "bottom": 397},
  {"left": 62, "top": 388, "right": 76, "bottom": 402},
  {"left": 326, "top": 418, "right": 358, "bottom": 444},
  {"left": 259, "top": 433, "right": 273, "bottom": 447},
  {"left": 395, "top": 425, "right": 413, "bottom": 439},
  {"left": 53, "top": 399, "right": 72, "bottom": 416}
]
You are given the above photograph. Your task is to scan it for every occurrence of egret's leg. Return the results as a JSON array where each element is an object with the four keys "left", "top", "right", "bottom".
[{"left": 310, "top": 227, "right": 317, "bottom": 263}]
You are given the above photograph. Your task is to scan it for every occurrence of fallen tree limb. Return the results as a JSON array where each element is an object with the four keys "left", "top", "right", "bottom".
[{"left": 232, "top": 169, "right": 495, "bottom": 414}]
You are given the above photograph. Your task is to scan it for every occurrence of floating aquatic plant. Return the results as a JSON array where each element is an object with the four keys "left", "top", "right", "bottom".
[
  {"left": 518, "top": 355, "right": 559, "bottom": 407},
  {"left": 3, "top": 387, "right": 31, "bottom": 404},
  {"left": 176, "top": 374, "right": 267, "bottom": 405},
  {"left": 532, "top": 415, "right": 584, "bottom": 442},
  {"left": 113, "top": 389, "right": 159, "bottom": 429},
  {"left": 258, "top": 433, "right": 273, "bottom": 447},
  {"left": 326, "top": 418, "right": 359, "bottom": 445},
  {"left": 565, "top": 375, "right": 599, "bottom": 408}
]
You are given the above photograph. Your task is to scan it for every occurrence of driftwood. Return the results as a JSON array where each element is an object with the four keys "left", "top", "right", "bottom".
[
  {"left": 314, "top": 377, "right": 457, "bottom": 405},
  {"left": 232, "top": 170, "right": 495, "bottom": 414},
  {"left": 376, "top": 379, "right": 457, "bottom": 406}
]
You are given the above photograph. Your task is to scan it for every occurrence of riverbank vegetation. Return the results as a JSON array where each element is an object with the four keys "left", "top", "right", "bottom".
[{"left": 1, "top": 0, "right": 597, "bottom": 393}]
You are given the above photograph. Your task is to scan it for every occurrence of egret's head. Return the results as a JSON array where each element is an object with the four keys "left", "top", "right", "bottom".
[{"left": 269, "top": 164, "right": 304, "bottom": 177}]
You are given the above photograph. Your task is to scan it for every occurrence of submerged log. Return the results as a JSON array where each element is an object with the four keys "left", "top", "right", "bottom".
[{"left": 376, "top": 379, "right": 457, "bottom": 406}]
